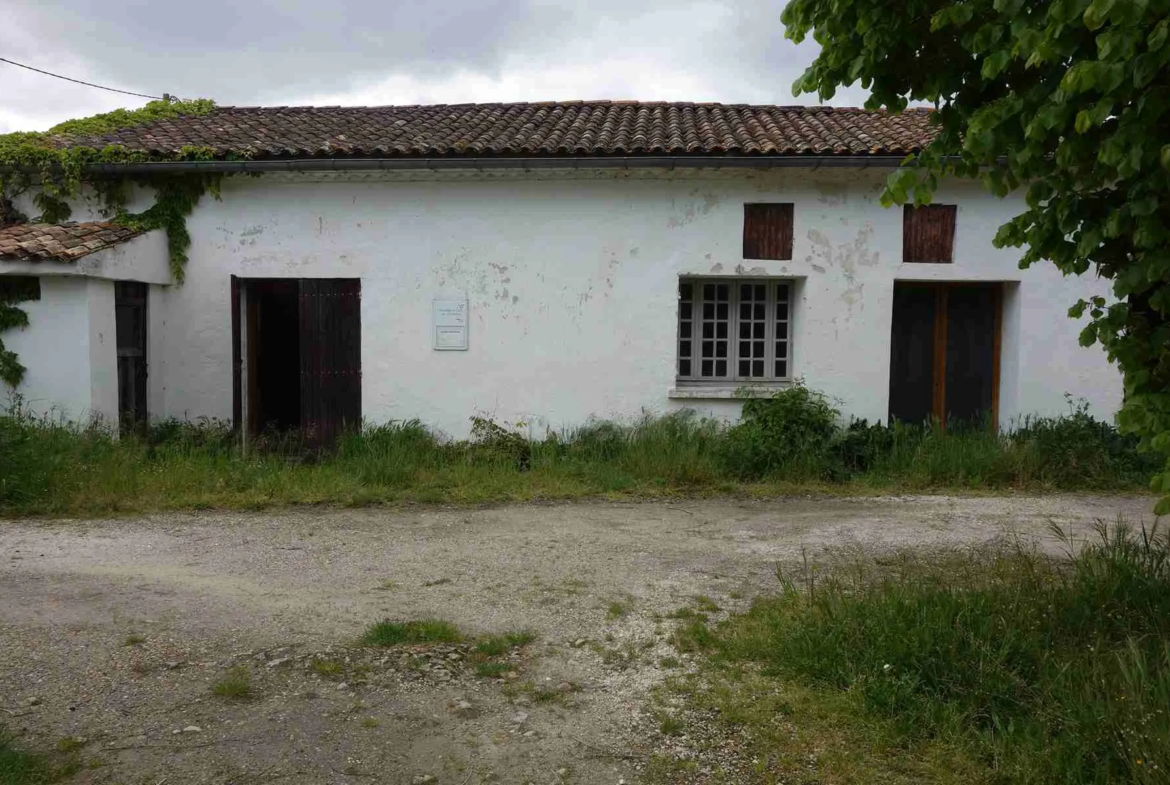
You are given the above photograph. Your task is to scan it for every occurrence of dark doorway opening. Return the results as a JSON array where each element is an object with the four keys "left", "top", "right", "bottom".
[
  {"left": 249, "top": 280, "right": 301, "bottom": 432},
  {"left": 888, "top": 281, "right": 1002, "bottom": 427},
  {"left": 232, "top": 277, "right": 362, "bottom": 448},
  {"left": 115, "top": 281, "right": 148, "bottom": 429}
]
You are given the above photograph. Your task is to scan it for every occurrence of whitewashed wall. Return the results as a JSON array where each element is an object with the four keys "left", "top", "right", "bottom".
[
  {"left": 1, "top": 277, "right": 118, "bottom": 424},
  {"left": 46, "top": 168, "right": 1120, "bottom": 437}
]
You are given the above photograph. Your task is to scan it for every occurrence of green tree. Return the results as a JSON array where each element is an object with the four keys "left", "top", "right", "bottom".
[{"left": 782, "top": 0, "right": 1170, "bottom": 513}]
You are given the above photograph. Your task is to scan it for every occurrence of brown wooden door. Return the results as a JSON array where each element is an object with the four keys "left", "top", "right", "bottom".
[
  {"left": 298, "top": 278, "right": 361, "bottom": 447},
  {"left": 888, "top": 282, "right": 1001, "bottom": 427},
  {"left": 115, "top": 281, "right": 148, "bottom": 428}
]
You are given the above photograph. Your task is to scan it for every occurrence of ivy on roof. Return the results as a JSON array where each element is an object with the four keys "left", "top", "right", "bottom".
[{"left": 0, "top": 99, "right": 221, "bottom": 388}]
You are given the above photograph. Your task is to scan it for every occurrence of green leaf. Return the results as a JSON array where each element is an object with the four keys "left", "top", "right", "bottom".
[
  {"left": 1161, "top": 145, "right": 1170, "bottom": 170},
  {"left": 1083, "top": 0, "right": 1116, "bottom": 30},
  {"left": 1149, "top": 20, "right": 1168, "bottom": 52},
  {"left": 1154, "top": 493, "right": 1170, "bottom": 516},
  {"left": 982, "top": 50, "right": 1013, "bottom": 79}
]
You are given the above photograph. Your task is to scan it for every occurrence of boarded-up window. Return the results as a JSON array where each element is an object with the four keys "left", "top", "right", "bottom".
[
  {"left": 903, "top": 205, "right": 957, "bottom": 263},
  {"left": 743, "top": 204, "right": 794, "bottom": 260}
]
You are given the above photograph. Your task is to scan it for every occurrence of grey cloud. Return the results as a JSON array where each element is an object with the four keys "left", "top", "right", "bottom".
[{"left": 1, "top": 0, "right": 872, "bottom": 130}]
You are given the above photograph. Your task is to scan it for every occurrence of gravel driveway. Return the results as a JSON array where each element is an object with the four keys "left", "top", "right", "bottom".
[{"left": 0, "top": 494, "right": 1155, "bottom": 784}]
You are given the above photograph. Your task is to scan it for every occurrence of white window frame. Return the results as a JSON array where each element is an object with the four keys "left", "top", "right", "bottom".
[{"left": 676, "top": 277, "right": 793, "bottom": 384}]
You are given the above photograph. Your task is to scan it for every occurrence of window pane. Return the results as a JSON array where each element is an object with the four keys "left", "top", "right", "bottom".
[
  {"left": 753, "top": 340, "right": 764, "bottom": 356},
  {"left": 753, "top": 360, "right": 764, "bottom": 377},
  {"left": 753, "top": 322, "right": 764, "bottom": 339},
  {"left": 776, "top": 282, "right": 789, "bottom": 302},
  {"left": 716, "top": 322, "right": 727, "bottom": 339},
  {"left": 739, "top": 360, "right": 750, "bottom": 376},
  {"left": 703, "top": 283, "right": 715, "bottom": 299},
  {"left": 715, "top": 342, "right": 727, "bottom": 358},
  {"left": 680, "top": 340, "right": 691, "bottom": 357},
  {"left": 775, "top": 360, "right": 787, "bottom": 377},
  {"left": 703, "top": 302, "right": 714, "bottom": 319},
  {"left": 681, "top": 302, "right": 692, "bottom": 319},
  {"left": 753, "top": 303, "right": 764, "bottom": 320},
  {"left": 703, "top": 322, "right": 714, "bottom": 339},
  {"left": 680, "top": 322, "right": 691, "bottom": 339},
  {"left": 680, "top": 282, "right": 692, "bottom": 300},
  {"left": 776, "top": 340, "right": 788, "bottom": 359},
  {"left": 702, "top": 360, "right": 713, "bottom": 376},
  {"left": 702, "top": 341, "right": 713, "bottom": 358},
  {"left": 679, "top": 359, "right": 691, "bottom": 376},
  {"left": 776, "top": 302, "right": 788, "bottom": 321},
  {"left": 715, "top": 284, "right": 729, "bottom": 301},
  {"left": 740, "top": 284, "right": 752, "bottom": 299},
  {"left": 716, "top": 303, "right": 729, "bottom": 320},
  {"left": 715, "top": 360, "right": 727, "bottom": 376},
  {"left": 739, "top": 322, "right": 751, "bottom": 339},
  {"left": 739, "top": 303, "right": 751, "bottom": 320},
  {"left": 739, "top": 340, "right": 750, "bottom": 357}
]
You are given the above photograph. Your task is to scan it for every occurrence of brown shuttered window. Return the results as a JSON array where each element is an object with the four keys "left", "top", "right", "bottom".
[
  {"left": 743, "top": 203, "right": 794, "bottom": 260},
  {"left": 904, "top": 205, "right": 957, "bottom": 263}
]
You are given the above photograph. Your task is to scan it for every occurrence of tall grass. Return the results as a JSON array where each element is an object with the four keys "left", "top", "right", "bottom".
[
  {"left": 693, "top": 522, "right": 1170, "bottom": 784},
  {"left": 0, "top": 387, "right": 1158, "bottom": 516}
]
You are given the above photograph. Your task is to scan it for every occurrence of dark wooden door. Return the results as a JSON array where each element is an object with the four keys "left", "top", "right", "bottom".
[
  {"left": 888, "top": 282, "right": 1000, "bottom": 427},
  {"left": 298, "top": 278, "right": 361, "bottom": 447},
  {"left": 115, "top": 281, "right": 148, "bottom": 428},
  {"left": 945, "top": 285, "right": 999, "bottom": 425},
  {"left": 888, "top": 284, "right": 938, "bottom": 425}
]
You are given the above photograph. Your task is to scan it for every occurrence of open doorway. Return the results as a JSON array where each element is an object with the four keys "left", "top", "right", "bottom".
[
  {"left": 232, "top": 277, "right": 361, "bottom": 447},
  {"left": 888, "top": 281, "right": 1002, "bottom": 427},
  {"left": 248, "top": 280, "right": 301, "bottom": 432}
]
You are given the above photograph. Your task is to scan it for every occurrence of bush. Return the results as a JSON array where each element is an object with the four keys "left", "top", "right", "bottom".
[
  {"left": 707, "top": 521, "right": 1170, "bottom": 783},
  {"left": 724, "top": 383, "right": 840, "bottom": 479}
]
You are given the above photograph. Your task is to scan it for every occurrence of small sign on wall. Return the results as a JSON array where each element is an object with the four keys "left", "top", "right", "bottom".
[{"left": 433, "top": 297, "right": 468, "bottom": 351}]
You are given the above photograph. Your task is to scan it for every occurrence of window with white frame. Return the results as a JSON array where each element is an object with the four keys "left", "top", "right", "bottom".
[{"left": 676, "top": 279, "right": 791, "bottom": 382}]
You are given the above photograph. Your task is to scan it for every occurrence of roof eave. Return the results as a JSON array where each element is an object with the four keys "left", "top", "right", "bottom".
[{"left": 20, "top": 153, "right": 914, "bottom": 177}]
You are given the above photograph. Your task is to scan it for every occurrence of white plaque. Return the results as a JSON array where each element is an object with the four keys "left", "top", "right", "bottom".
[{"left": 433, "top": 297, "right": 468, "bottom": 350}]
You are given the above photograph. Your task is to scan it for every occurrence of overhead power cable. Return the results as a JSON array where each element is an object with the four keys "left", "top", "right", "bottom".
[{"left": 0, "top": 56, "right": 165, "bottom": 100}]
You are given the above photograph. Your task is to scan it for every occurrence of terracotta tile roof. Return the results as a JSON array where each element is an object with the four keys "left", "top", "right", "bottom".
[
  {"left": 0, "top": 222, "right": 143, "bottom": 262},
  {"left": 52, "top": 102, "right": 937, "bottom": 160}
]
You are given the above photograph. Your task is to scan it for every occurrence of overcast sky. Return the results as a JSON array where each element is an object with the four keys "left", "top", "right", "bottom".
[{"left": 0, "top": 0, "right": 871, "bottom": 133}]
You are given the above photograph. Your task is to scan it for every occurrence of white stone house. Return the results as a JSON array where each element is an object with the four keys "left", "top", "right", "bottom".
[{"left": 0, "top": 102, "right": 1120, "bottom": 440}]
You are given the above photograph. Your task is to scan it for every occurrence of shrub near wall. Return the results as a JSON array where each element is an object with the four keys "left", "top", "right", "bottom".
[{"left": 0, "top": 386, "right": 1158, "bottom": 515}]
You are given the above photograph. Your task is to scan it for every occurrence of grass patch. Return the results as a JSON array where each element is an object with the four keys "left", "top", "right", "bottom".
[
  {"left": 211, "top": 666, "right": 252, "bottom": 699},
  {"left": 310, "top": 658, "right": 344, "bottom": 678},
  {"left": 474, "top": 661, "right": 514, "bottom": 678},
  {"left": 606, "top": 599, "right": 631, "bottom": 619},
  {"left": 0, "top": 730, "right": 56, "bottom": 785},
  {"left": 123, "top": 634, "right": 145, "bottom": 646},
  {"left": 691, "top": 595, "right": 720, "bottom": 613},
  {"left": 659, "top": 656, "right": 681, "bottom": 669},
  {"left": 475, "top": 630, "right": 535, "bottom": 656},
  {"left": 0, "top": 391, "right": 1158, "bottom": 517},
  {"left": 361, "top": 619, "right": 463, "bottom": 646},
  {"left": 664, "top": 521, "right": 1170, "bottom": 784}
]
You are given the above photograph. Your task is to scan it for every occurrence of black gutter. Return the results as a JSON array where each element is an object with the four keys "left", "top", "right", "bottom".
[{"left": 54, "top": 154, "right": 909, "bottom": 176}]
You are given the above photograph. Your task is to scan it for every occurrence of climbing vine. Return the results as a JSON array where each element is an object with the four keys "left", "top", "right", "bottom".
[
  {"left": 0, "top": 289, "right": 31, "bottom": 388},
  {"left": 0, "top": 99, "right": 224, "bottom": 386}
]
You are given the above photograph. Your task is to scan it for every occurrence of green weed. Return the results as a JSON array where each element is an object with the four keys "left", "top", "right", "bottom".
[
  {"left": 361, "top": 619, "right": 463, "bottom": 646},
  {"left": 0, "top": 729, "right": 55, "bottom": 785},
  {"left": 0, "top": 394, "right": 1156, "bottom": 517},
  {"left": 682, "top": 520, "right": 1170, "bottom": 784},
  {"left": 474, "top": 661, "right": 513, "bottom": 678},
  {"left": 212, "top": 666, "right": 252, "bottom": 699},
  {"left": 475, "top": 631, "right": 535, "bottom": 656}
]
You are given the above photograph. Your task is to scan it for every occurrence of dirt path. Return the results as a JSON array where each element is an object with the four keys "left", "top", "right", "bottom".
[{"left": 0, "top": 494, "right": 1156, "bottom": 784}]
